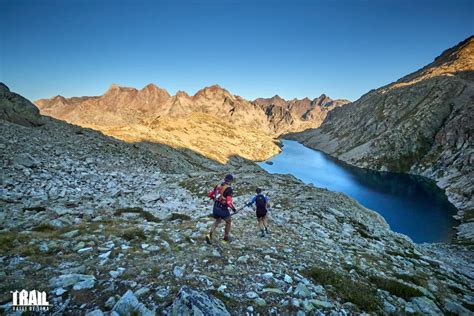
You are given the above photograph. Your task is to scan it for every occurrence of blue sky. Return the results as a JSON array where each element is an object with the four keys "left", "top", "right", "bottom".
[{"left": 1, "top": 0, "right": 473, "bottom": 102}]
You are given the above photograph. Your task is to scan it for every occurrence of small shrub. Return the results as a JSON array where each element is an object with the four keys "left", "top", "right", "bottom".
[
  {"left": 121, "top": 228, "right": 146, "bottom": 241},
  {"left": 369, "top": 275, "right": 423, "bottom": 300},
  {"left": 394, "top": 273, "right": 427, "bottom": 287},
  {"left": 22, "top": 206, "right": 46, "bottom": 212},
  {"left": 306, "top": 267, "right": 381, "bottom": 312},
  {"left": 32, "top": 223, "right": 57, "bottom": 232},
  {"left": 169, "top": 213, "right": 191, "bottom": 221},
  {"left": 0, "top": 233, "right": 16, "bottom": 252},
  {"left": 114, "top": 207, "right": 161, "bottom": 223}
]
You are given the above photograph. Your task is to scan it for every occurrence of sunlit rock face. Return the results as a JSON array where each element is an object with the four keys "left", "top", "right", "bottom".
[
  {"left": 255, "top": 94, "right": 350, "bottom": 135},
  {"left": 35, "top": 82, "right": 347, "bottom": 163},
  {"left": 289, "top": 36, "right": 474, "bottom": 241}
]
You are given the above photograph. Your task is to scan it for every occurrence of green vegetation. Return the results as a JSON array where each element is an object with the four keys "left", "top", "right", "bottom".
[
  {"left": 208, "top": 290, "right": 238, "bottom": 311},
  {"left": 114, "top": 207, "right": 161, "bottom": 223},
  {"left": 121, "top": 228, "right": 146, "bottom": 241},
  {"left": 369, "top": 275, "right": 423, "bottom": 300},
  {"left": 306, "top": 267, "right": 381, "bottom": 312},
  {"left": 352, "top": 221, "right": 373, "bottom": 239},
  {"left": 394, "top": 273, "right": 427, "bottom": 287},
  {"left": 169, "top": 213, "right": 192, "bottom": 221},
  {"left": 386, "top": 249, "right": 421, "bottom": 260},
  {"left": 22, "top": 206, "right": 46, "bottom": 212},
  {"left": 32, "top": 223, "right": 57, "bottom": 232},
  {"left": 0, "top": 233, "right": 17, "bottom": 253}
]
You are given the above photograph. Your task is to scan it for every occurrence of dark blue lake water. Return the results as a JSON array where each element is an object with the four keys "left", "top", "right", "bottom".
[{"left": 258, "top": 140, "right": 458, "bottom": 243}]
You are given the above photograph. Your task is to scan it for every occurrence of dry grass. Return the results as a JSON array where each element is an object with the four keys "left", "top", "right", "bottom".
[{"left": 306, "top": 266, "right": 381, "bottom": 312}]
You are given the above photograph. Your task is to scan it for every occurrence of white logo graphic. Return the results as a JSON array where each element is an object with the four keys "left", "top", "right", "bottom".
[{"left": 11, "top": 290, "right": 51, "bottom": 311}]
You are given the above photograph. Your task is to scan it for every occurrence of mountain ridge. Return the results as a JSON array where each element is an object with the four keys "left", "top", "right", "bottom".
[{"left": 34, "top": 83, "right": 349, "bottom": 162}]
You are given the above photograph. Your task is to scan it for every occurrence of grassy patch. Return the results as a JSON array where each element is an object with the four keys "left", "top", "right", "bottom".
[
  {"left": 114, "top": 207, "right": 161, "bottom": 223},
  {"left": 394, "top": 273, "right": 427, "bottom": 287},
  {"left": 168, "top": 213, "right": 191, "bottom": 221},
  {"left": 32, "top": 223, "right": 57, "bottom": 232},
  {"left": 369, "top": 276, "right": 423, "bottom": 300},
  {"left": 121, "top": 228, "right": 146, "bottom": 241},
  {"left": 386, "top": 249, "right": 421, "bottom": 260},
  {"left": 0, "top": 233, "right": 17, "bottom": 253},
  {"left": 180, "top": 180, "right": 207, "bottom": 196},
  {"left": 22, "top": 206, "right": 46, "bottom": 212},
  {"left": 306, "top": 267, "right": 381, "bottom": 312},
  {"left": 208, "top": 290, "right": 238, "bottom": 311}
]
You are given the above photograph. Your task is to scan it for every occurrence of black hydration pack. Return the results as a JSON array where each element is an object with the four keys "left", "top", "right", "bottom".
[{"left": 255, "top": 194, "right": 266, "bottom": 211}]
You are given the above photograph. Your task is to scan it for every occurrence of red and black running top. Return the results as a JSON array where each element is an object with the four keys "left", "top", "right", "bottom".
[{"left": 208, "top": 184, "right": 236, "bottom": 210}]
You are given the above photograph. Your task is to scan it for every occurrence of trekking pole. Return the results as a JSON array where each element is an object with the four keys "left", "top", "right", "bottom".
[{"left": 230, "top": 205, "right": 247, "bottom": 217}]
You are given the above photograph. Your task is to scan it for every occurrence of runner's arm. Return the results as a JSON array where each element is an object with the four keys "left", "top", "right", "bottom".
[
  {"left": 226, "top": 195, "right": 236, "bottom": 211},
  {"left": 246, "top": 196, "right": 257, "bottom": 207}
]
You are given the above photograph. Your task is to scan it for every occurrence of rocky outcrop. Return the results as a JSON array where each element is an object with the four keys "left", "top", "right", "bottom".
[
  {"left": 112, "top": 290, "right": 154, "bottom": 316},
  {"left": 0, "top": 83, "right": 43, "bottom": 127},
  {"left": 1, "top": 87, "right": 473, "bottom": 315},
  {"left": 289, "top": 36, "right": 474, "bottom": 242},
  {"left": 168, "top": 286, "right": 230, "bottom": 315},
  {"left": 254, "top": 94, "right": 349, "bottom": 134}
]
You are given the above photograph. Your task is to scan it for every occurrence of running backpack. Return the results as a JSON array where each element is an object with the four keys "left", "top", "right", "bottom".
[
  {"left": 255, "top": 194, "right": 266, "bottom": 210},
  {"left": 214, "top": 184, "right": 230, "bottom": 204}
]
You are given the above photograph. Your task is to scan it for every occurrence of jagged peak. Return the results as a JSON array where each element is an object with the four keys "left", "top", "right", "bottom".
[
  {"left": 108, "top": 83, "right": 121, "bottom": 90},
  {"left": 104, "top": 83, "right": 137, "bottom": 96},
  {"left": 142, "top": 83, "right": 159, "bottom": 90},
  {"left": 175, "top": 90, "right": 190, "bottom": 98},
  {"left": 271, "top": 94, "right": 285, "bottom": 101},
  {"left": 434, "top": 35, "right": 473, "bottom": 63},
  {"left": 140, "top": 83, "right": 170, "bottom": 97},
  {"left": 193, "top": 84, "right": 231, "bottom": 98},
  {"left": 317, "top": 93, "right": 328, "bottom": 100},
  {"left": 52, "top": 95, "right": 67, "bottom": 100},
  {"left": 397, "top": 36, "right": 474, "bottom": 84}
]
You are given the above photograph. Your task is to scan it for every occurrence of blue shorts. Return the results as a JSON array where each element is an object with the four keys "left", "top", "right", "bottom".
[{"left": 213, "top": 202, "right": 231, "bottom": 219}]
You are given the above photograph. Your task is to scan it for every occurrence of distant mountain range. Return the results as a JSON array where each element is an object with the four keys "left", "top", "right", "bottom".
[
  {"left": 35, "top": 84, "right": 349, "bottom": 135},
  {"left": 289, "top": 36, "right": 474, "bottom": 242},
  {"left": 34, "top": 84, "right": 348, "bottom": 162}
]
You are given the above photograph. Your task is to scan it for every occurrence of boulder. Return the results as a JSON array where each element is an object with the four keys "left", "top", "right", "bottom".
[
  {"left": 112, "top": 290, "right": 154, "bottom": 316},
  {"left": 49, "top": 274, "right": 95, "bottom": 290},
  {"left": 0, "top": 83, "right": 43, "bottom": 127},
  {"left": 169, "top": 286, "right": 230, "bottom": 316}
]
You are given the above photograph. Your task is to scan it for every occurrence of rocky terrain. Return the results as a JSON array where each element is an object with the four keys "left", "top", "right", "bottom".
[
  {"left": 254, "top": 94, "right": 349, "bottom": 135},
  {"left": 1, "top": 85, "right": 474, "bottom": 315},
  {"left": 35, "top": 84, "right": 348, "bottom": 163},
  {"left": 289, "top": 36, "right": 474, "bottom": 243}
]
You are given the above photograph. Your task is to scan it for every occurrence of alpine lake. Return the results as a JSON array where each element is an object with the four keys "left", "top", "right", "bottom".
[{"left": 258, "top": 140, "right": 458, "bottom": 243}]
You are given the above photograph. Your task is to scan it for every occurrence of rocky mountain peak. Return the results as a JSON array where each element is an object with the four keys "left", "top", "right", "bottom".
[
  {"left": 139, "top": 83, "right": 171, "bottom": 100},
  {"left": 398, "top": 36, "right": 474, "bottom": 84},
  {"left": 175, "top": 90, "right": 190, "bottom": 98},
  {"left": 107, "top": 83, "right": 121, "bottom": 91},
  {"left": 104, "top": 84, "right": 137, "bottom": 95},
  {"left": 193, "top": 84, "right": 232, "bottom": 100},
  {"left": 433, "top": 36, "right": 473, "bottom": 69}
]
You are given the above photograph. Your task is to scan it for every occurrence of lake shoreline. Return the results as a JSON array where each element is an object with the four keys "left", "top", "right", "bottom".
[{"left": 260, "top": 139, "right": 459, "bottom": 244}]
